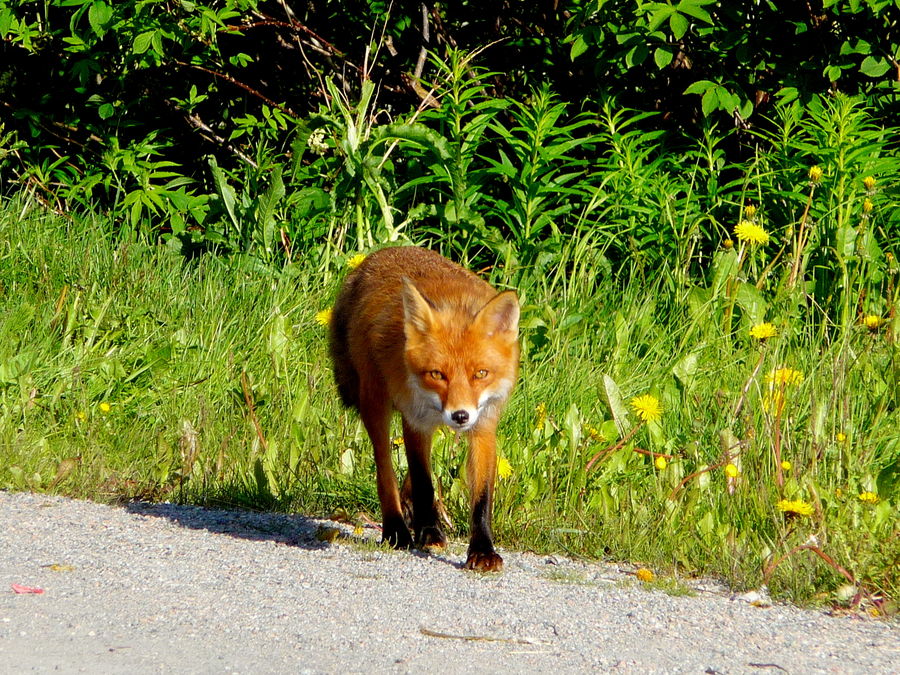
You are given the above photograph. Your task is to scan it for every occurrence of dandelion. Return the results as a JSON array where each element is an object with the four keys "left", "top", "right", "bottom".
[
  {"left": 723, "top": 239, "right": 734, "bottom": 250},
  {"left": 654, "top": 456, "right": 667, "bottom": 471},
  {"left": 315, "top": 308, "right": 333, "bottom": 327},
  {"left": 750, "top": 322, "right": 777, "bottom": 340},
  {"left": 630, "top": 394, "right": 662, "bottom": 424},
  {"left": 863, "top": 314, "right": 881, "bottom": 330},
  {"left": 635, "top": 568, "right": 655, "bottom": 583},
  {"left": 534, "top": 402, "right": 547, "bottom": 431},
  {"left": 863, "top": 175, "right": 876, "bottom": 191},
  {"left": 353, "top": 525, "right": 364, "bottom": 536},
  {"left": 99, "top": 402, "right": 111, "bottom": 414},
  {"left": 809, "top": 165, "right": 823, "bottom": 183},
  {"left": 781, "top": 460, "right": 792, "bottom": 472},
  {"left": 836, "top": 432, "right": 846, "bottom": 443},
  {"left": 347, "top": 253, "right": 367, "bottom": 270},
  {"left": 587, "top": 427, "right": 605, "bottom": 442},
  {"left": 777, "top": 499, "right": 814, "bottom": 517},
  {"left": 497, "top": 456, "right": 513, "bottom": 480},
  {"left": 725, "top": 463, "right": 739, "bottom": 479},
  {"left": 743, "top": 204, "right": 757, "bottom": 219},
  {"left": 862, "top": 198, "right": 873, "bottom": 214},
  {"left": 734, "top": 220, "right": 770, "bottom": 246},
  {"left": 762, "top": 389, "right": 785, "bottom": 414},
  {"left": 858, "top": 491, "right": 879, "bottom": 504},
  {"left": 390, "top": 436, "right": 404, "bottom": 448},
  {"left": 766, "top": 367, "right": 804, "bottom": 387}
]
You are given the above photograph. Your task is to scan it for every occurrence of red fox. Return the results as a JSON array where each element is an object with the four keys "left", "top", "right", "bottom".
[{"left": 329, "top": 246, "right": 519, "bottom": 572}]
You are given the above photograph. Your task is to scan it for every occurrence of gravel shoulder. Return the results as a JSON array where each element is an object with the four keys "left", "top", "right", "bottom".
[{"left": 1, "top": 491, "right": 896, "bottom": 674}]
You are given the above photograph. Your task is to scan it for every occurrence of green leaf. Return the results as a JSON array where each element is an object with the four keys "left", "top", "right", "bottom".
[
  {"left": 860, "top": 56, "right": 890, "bottom": 77},
  {"left": 88, "top": 1, "right": 113, "bottom": 37},
  {"left": 133, "top": 31, "right": 153, "bottom": 55},
  {"left": 98, "top": 102, "right": 115, "bottom": 119},
  {"left": 669, "top": 12, "right": 689, "bottom": 40},
  {"left": 701, "top": 88, "right": 718, "bottom": 116},
  {"left": 654, "top": 47, "right": 673, "bottom": 69},
  {"left": 684, "top": 79, "right": 715, "bottom": 95},
  {"left": 601, "top": 374, "right": 631, "bottom": 436},
  {"left": 677, "top": 0, "right": 713, "bottom": 24},
  {"left": 570, "top": 34, "right": 588, "bottom": 60},
  {"left": 648, "top": 7, "right": 676, "bottom": 32}
]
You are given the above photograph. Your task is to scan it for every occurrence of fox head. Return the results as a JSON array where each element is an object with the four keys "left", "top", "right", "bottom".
[{"left": 401, "top": 278, "right": 520, "bottom": 433}]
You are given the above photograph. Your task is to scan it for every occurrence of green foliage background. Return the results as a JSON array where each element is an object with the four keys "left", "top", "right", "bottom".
[{"left": 1, "top": 1, "right": 899, "bottom": 604}]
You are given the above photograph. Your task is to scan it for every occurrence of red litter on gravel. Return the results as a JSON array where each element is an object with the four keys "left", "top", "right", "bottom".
[{"left": 11, "top": 584, "right": 44, "bottom": 594}]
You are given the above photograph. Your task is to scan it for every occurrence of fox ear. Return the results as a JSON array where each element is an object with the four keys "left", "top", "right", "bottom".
[
  {"left": 475, "top": 290, "right": 520, "bottom": 339},
  {"left": 402, "top": 277, "right": 435, "bottom": 335}
]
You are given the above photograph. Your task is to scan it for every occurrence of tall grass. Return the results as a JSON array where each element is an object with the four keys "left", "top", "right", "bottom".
[{"left": 2, "top": 183, "right": 897, "bottom": 605}]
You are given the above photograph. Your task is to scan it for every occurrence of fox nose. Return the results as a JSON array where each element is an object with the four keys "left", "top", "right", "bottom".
[{"left": 450, "top": 410, "right": 470, "bottom": 426}]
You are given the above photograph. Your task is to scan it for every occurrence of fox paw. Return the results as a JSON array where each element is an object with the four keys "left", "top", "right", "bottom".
[
  {"left": 416, "top": 525, "right": 448, "bottom": 550},
  {"left": 464, "top": 550, "right": 503, "bottom": 572},
  {"left": 382, "top": 521, "right": 414, "bottom": 549}
]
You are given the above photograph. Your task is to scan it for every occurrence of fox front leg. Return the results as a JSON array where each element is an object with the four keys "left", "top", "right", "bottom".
[{"left": 464, "top": 425, "right": 502, "bottom": 572}]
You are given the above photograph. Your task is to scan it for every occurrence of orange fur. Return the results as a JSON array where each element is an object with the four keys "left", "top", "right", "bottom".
[{"left": 329, "top": 246, "right": 519, "bottom": 571}]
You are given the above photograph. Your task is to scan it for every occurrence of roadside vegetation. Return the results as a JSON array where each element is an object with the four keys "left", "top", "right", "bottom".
[{"left": 1, "top": 1, "right": 897, "bottom": 608}]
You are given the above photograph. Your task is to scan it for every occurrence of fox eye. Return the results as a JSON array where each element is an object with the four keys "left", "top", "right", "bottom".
[
  {"left": 427, "top": 370, "right": 445, "bottom": 381},
  {"left": 474, "top": 369, "right": 488, "bottom": 380}
]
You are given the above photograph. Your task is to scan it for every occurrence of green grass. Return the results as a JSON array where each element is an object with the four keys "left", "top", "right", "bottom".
[{"left": 1, "top": 196, "right": 897, "bottom": 607}]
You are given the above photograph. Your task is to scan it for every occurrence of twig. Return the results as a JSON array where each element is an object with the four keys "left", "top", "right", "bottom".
[
  {"left": 419, "top": 627, "right": 541, "bottom": 645},
  {"left": 241, "top": 370, "right": 269, "bottom": 454},
  {"left": 173, "top": 61, "right": 297, "bottom": 118},
  {"left": 178, "top": 108, "right": 259, "bottom": 168},
  {"left": 585, "top": 424, "right": 640, "bottom": 472}
]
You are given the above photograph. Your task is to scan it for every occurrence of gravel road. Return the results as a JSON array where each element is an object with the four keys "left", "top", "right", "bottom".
[{"left": 1, "top": 491, "right": 896, "bottom": 674}]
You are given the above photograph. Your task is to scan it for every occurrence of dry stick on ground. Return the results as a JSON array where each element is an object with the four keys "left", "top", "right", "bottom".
[{"left": 763, "top": 542, "right": 880, "bottom": 609}]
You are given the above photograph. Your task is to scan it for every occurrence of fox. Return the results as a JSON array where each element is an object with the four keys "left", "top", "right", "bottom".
[{"left": 329, "top": 246, "right": 520, "bottom": 572}]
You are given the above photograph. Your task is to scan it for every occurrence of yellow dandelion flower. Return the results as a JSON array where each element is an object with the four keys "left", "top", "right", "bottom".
[
  {"left": 534, "top": 402, "right": 547, "bottom": 431},
  {"left": 750, "top": 322, "right": 777, "bottom": 340},
  {"left": 781, "top": 460, "right": 792, "bottom": 471},
  {"left": 497, "top": 456, "right": 513, "bottom": 480},
  {"left": 835, "top": 487, "right": 843, "bottom": 498},
  {"left": 347, "top": 253, "right": 367, "bottom": 270},
  {"left": 587, "top": 426, "right": 605, "bottom": 443},
  {"left": 858, "top": 491, "right": 879, "bottom": 504},
  {"left": 777, "top": 499, "right": 814, "bottom": 517},
  {"left": 723, "top": 238, "right": 734, "bottom": 250},
  {"left": 862, "top": 198, "right": 873, "bottom": 214},
  {"left": 743, "top": 204, "right": 757, "bottom": 219},
  {"left": 635, "top": 568, "right": 655, "bottom": 583},
  {"left": 734, "top": 220, "right": 770, "bottom": 246},
  {"left": 315, "top": 308, "right": 333, "bottom": 327},
  {"left": 630, "top": 394, "right": 662, "bottom": 423},
  {"left": 725, "top": 463, "right": 739, "bottom": 478},
  {"left": 654, "top": 456, "right": 667, "bottom": 471},
  {"left": 809, "top": 165, "right": 823, "bottom": 183},
  {"left": 836, "top": 432, "right": 846, "bottom": 443},
  {"left": 75, "top": 411, "right": 86, "bottom": 422},
  {"left": 99, "top": 402, "right": 111, "bottom": 414},
  {"left": 766, "top": 367, "right": 804, "bottom": 387},
  {"left": 353, "top": 525, "right": 364, "bottom": 536},
  {"left": 863, "top": 314, "right": 881, "bottom": 330},
  {"left": 862, "top": 176, "right": 876, "bottom": 191},
  {"left": 391, "top": 436, "right": 404, "bottom": 448}
]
